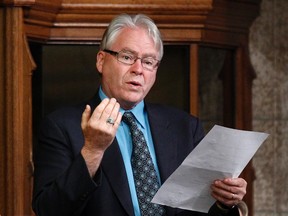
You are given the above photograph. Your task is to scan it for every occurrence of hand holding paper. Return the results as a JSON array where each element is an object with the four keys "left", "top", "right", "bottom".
[{"left": 152, "top": 125, "right": 269, "bottom": 213}]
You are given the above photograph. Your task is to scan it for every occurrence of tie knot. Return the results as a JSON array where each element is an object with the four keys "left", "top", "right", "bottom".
[{"left": 122, "top": 112, "right": 137, "bottom": 127}]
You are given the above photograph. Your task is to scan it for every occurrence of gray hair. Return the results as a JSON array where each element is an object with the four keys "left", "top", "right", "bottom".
[{"left": 100, "top": 14, "right": 163, "bottom": 60}]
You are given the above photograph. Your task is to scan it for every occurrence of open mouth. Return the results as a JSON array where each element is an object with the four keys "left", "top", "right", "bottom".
[{"left": 128, "top": 81, "right": 141, "bottom": 87}]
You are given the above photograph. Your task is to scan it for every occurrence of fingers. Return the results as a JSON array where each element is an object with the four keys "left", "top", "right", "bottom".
[
  {"left": 81, "top": 98, "right": 120, "bottom": 129},
  {"left": 90, "top": 98, "right": 110, "bottom": 122},
  {"left": 211, "top": 178, "right": 247, "bottom": 207},
  {"left": 81, "top": 105, "right": 91, "bottom": 130},
  {"left": 81, "top": 98, "right": 121, "bottom": 150},
  {"left": 222, "top": 178, "right": 247, "bottom": 188},
  {"left": 89, "top": 98, "right": 120, "bottom": 128},
  {"left": 102, "top": 98, "right": 121, "bottom": 128},
  {"left": 213, "top": 178, "right": 247, "bottom": 193}
]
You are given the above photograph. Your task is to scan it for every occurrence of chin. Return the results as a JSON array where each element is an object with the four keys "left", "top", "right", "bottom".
[{"left": 120, "top": 99, "right": 142, "bottom": 110}]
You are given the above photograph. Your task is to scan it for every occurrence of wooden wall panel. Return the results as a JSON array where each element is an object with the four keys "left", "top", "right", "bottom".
[
  {"left": 0, "top": 0, "right": 261, "bottom": 215},
  {"left": 0, "top": 6, "right": 36, "bottom": 216},
  {"left": 0, "top": 7, "right": 6, "bottom": 216}
]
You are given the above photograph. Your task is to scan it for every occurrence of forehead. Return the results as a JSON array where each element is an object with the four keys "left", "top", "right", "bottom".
[{"left": 111, "top": 27, "right": 158, "bottom": 56}]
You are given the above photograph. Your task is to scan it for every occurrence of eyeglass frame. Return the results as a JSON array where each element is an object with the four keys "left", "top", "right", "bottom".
[{"left": 103, "top": 49, "right": 160, "bottom": 71}]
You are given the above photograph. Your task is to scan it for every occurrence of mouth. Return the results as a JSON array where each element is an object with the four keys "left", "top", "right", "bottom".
[{"left": 127, "top": 81, "right": 142, "bottom": 87}]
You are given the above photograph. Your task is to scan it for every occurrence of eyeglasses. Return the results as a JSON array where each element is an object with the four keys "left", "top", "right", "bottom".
[{"left": 103, "top": 49, "right": 160, "bottom": 71}]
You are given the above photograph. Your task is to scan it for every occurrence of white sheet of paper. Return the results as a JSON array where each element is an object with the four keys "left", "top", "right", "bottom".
[{"left": 152, "top": 125, "right": 269, "bottom": 213}]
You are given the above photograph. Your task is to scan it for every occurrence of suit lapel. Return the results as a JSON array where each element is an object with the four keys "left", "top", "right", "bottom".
[
  {"left": 146, "top": 104, "right": 179, "bottom": 183},
  {"left": 146, "top": 103, "right": 181, "bottom": 216}
]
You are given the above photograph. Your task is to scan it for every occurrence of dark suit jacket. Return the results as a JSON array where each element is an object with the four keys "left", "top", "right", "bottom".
[{"left": 32, "top": 94, "right": 239, "bottom": 216}]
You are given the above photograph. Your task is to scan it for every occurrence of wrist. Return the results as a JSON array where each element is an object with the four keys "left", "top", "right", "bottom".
[{"left": 81, "top": 147, "right": 104, "bottom": 177}]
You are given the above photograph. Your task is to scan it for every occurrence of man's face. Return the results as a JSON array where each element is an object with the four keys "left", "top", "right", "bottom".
[{"left": 96, "top": 27, "right": 159, "bottom": 110}]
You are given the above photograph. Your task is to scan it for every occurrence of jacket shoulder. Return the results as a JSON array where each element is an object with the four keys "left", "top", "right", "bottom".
[{"left": 145, "top": 102, "right": 199, "bottom": 122}]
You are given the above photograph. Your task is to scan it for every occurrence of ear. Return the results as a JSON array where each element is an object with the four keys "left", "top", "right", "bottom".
[{"left": 96, "top": 51, "right": 105, "bottom": 74}]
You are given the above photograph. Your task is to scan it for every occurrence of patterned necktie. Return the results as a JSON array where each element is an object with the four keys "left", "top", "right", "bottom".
[{"left": 122, "top": 112, "right": 165, "bottom": 216}]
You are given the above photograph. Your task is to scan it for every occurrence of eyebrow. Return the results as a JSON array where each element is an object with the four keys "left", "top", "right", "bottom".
[{"left": 121, "top": 47, "right": 158, "bottom": 59}]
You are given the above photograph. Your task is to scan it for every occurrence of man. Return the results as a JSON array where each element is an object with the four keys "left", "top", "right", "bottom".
[{"left": 32, "top": 14, "right": 247, "bottom": 216}]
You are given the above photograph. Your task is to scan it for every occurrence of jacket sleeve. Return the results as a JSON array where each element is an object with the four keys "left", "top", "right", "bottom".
[
  {"left": 32, "top": 115, "right": 100, "bottom": 216},
  {"left": 171, "top": 202, "right": 239, "bottom": 216},
  {"left": 208, "top": 203, "right": 239, "bottom": 216}
]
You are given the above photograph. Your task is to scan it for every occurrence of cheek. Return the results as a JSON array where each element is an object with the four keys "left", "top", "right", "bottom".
[
  {"left": 102, "top": 62, "right": 122, "bottom": 81},
  {"left": 106, "top": 72, "right": 121, "bottom": 86}
]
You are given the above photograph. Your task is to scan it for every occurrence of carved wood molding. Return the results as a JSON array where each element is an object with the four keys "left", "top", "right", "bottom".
[
  {"left": 0, "top": 0, "right": 35, "bottom": 6},
  {"left": 21, "top": 0, "right": 261, "bottom": 45}
]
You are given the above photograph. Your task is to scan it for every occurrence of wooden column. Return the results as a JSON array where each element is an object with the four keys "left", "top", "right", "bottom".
[
  {"left": 0, "top": 3, "right": 36, "bottom": 216},
  {"left": 189, "top": 44, "right": 199, "bottom": 116},
  {"left": 235, "top": 40, "right": 256, "bottom": 215}
]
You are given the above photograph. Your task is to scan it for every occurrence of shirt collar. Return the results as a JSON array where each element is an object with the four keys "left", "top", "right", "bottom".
[{"left": 98, "top": 86, "right": 146, "bottom": 129}]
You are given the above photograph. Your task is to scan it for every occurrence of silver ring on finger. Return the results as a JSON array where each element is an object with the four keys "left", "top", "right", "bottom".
[
  {"left": 106, "top": 117, "right": 115, "bottom": 125},
  {"left": 231, "top": 193, "right": 235, "bottom": 200}
]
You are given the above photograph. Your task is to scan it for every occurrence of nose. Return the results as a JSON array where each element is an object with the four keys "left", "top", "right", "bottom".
[{"left": 130, "top": 58, "right": 143, "bottom": 74}]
